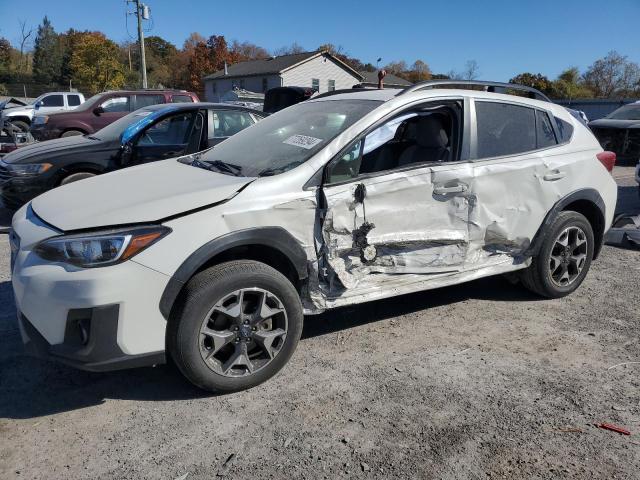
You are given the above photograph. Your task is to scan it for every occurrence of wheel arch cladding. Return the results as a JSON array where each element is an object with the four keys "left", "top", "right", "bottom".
[
  {"left": 529, "top": 188, "right": 606, "bottom": 260},
  {"left": 159, "top": 227, "right": 309, "bottom": 320}
]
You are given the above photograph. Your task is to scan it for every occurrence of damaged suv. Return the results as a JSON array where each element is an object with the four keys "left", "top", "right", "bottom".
[{"left": 11, "top": 81, "right": 617, "bottom": 392}]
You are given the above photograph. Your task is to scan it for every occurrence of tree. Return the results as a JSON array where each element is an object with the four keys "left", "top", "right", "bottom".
[
  {"left": 583, "top": 51, "right": 640, "bottom": 98},
  {"left": 17, "top": 19, "right": 34, "bottom": 73},
  {"left": 462, "top": 60, "right": 480, "bottom": 80},
  {"left": 0, "top": 38, "right": 11, "bottom": 77},
  {"left": 273, "top": 42, "right": 305, "bottom": 56},
  {"left": 551, "top": 67, "right": 592, "bottom": 99},
  {"left": 207, "top": 35, "right": 231, "bottom": 72},
  {"left": 69, "top": 32, "right": 125, "bottom": 93},
  {"left": 405, "top": 59, "right": 431, "bottom": 83},
  {"left": 33, "top": 16, "right": 62, "bottom": 84},
  {"left": 384, "top": 60, "right": 408, "bottom": 76},
  {"left": 186, "top": 37, "right": 213, "bottom": 96},
  {"left": 229, "top": 40, "right": 269, "bottom": 62},
  {"left": 509, "top": 72, "right": 554, "bottom": 96}
]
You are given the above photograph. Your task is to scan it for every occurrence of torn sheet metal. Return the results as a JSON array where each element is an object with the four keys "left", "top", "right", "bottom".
[
  {"left": 317, "top": 153, "right": 557, "bottom": 302},
  {"left": 321, "top": 166, "right": 474, "bottom": 291},
  {"left": 605, "top": 213, "right": 640, "bottom": 248}
]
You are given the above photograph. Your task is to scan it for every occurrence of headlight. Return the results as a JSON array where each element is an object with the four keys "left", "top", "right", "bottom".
[
  {"left": 34, "top": 225, "right": 170, "bottom": 268},
  {"left": 33, "top": 116, "right": 49, "bottom": 125},
  {"left": 3, "top": 162, "right": 52, "bottom": 176}
]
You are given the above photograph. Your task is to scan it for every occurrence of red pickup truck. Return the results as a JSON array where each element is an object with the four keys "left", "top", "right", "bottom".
[{"left": 30, "top": 89, "right": 199, "bottom": 141}]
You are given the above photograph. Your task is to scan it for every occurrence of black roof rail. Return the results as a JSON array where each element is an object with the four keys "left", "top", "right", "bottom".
[{"left": 397, "top": 80, "right": 552, "bottom": 102}]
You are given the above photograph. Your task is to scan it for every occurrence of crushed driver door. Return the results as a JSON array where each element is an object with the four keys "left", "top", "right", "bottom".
[{"left": 319, "top": 161, "right": 474, "bottom": 293}]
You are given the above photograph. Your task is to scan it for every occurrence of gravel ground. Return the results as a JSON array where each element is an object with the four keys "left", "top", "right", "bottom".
[{"left": 0, "top": 167, "right": 639, "bottom": 480}]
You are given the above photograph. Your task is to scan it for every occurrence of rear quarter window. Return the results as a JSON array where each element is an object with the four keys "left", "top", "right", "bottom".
[
  {"left": 171, "top": 95, "right": 194, "bottom": 103},
  {"left": 133, "top": 94, "right": 165, "bottom": 110},
  {"left": 554, "top": 117, "right": 574, "bottom": 143}
]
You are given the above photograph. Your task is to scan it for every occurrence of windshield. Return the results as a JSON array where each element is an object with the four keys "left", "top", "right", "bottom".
[
  {"left": 194, "top": 99, "right": 381, "bottom": 177},
  {"left": 607, "top": 105, "right": 640, "bottom": 120},
  {"left": 90, "top": 108, "right": 154, "bottom": 141}
]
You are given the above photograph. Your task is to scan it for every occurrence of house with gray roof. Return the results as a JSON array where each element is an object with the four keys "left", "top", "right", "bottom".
[
  {"left": 357, "top": 71, "right": 413, "bottom": 89},
  {"left": 203, "top": 50, "right": 364, "bottom": 102}
]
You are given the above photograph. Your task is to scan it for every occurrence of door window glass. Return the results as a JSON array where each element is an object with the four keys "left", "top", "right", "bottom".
[
  {"left": 475, "top": 102, "right": 536, "bottom": 158},
  {"left": 327, "top": 105, "right": 460, "bottom": 184},
  {"left": 41, "top": 94, "right": 64, "bottom": 107},
  {"left": 67, "top": 95, "right": 81, "bottom": 106},
  {"left": 101, "top": 96, "right": 130, "bottom": 112},
  {"left": 211, "top": 110, "right": 255, "bottom": 138},
  {"left": 138, "top": 112, "right": 196, "bottom": 146},
  {"left": 536, "top": 110, "right": 557, "bottom": 149},
  {"left": 133, "top": 94, "right": 165, "bottom": 110}
]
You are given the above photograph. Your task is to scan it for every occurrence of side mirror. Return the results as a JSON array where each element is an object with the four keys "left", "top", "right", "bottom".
[
  {"left": 34, "top": 101, "right": 42, "bottom": 110},
  {"left": 119, "top": 140, "right": 134, "bottom": 166},
  {"left": 93, "top": 106, "right": 104, "bottom": 116}
]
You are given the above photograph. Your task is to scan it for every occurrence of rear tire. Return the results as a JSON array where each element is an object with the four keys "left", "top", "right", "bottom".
[
  {"left": 167, "top": 260, "right": 303, "bottom": 393},
  {"left": 519, "top": 211, "right": 594, "bottom": 298},
  {"left": 61, "top": 129, "right": 84, "bottom": 137},
  {"left": 60, "top": 172, "right": 96, "bottom": 185}
]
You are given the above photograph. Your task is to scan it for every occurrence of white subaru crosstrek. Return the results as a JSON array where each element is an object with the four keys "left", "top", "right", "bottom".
[{"left": 10, "top": 81, "right": 617, "bottom": 392}]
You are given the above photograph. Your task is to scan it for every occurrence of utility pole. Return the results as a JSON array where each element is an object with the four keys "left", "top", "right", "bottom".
[{"left": 128, "top": 0, "right": 149, "bottom": 88}]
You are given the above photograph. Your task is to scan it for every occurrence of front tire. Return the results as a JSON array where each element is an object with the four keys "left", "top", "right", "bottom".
[
  {"left": 168, "top": 260, "right": 303, "bottom": 393},
  {"left": 61, "top": 129, "right": 84, "bottom": 137},
  {"left": 60, "top": 172, "right": 96, "bottom": 185},
  {"left": 520, "top": 211, "right": 594, "bottom": 298}
]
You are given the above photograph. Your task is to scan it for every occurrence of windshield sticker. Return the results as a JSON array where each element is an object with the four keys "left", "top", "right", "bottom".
[{"left": 283, "top": 134, "right": 323, "bottom": 150}]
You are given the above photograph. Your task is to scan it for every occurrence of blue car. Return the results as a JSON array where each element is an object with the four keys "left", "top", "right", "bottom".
[{"left": 0, "top": 103, "right": 265, "bottom": 209}]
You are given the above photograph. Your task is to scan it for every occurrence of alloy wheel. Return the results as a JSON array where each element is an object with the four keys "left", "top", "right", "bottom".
[
  {"left": 198, "top": 288, "right": 288, "bottom": 377},
  {"left": 548, "top": 226, "right": 588, "bottom": 287}
]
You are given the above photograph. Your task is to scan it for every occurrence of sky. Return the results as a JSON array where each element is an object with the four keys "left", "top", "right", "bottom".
[{"left": 1, "top": 0, "right": 639, "bottom": 81}]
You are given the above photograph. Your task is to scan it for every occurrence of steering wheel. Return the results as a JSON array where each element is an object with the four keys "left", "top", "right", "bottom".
[{"left": 142, "top": 132, "right": 155, "bottom": 144}]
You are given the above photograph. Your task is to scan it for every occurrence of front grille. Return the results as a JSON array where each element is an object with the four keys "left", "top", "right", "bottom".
[{"left": 0, "top": 164, "right": 11, "bottom": 183}]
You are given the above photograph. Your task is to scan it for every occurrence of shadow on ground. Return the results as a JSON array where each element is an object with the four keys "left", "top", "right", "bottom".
[{"left": 0, "top": 275, "right": 537, "bottom": 420}]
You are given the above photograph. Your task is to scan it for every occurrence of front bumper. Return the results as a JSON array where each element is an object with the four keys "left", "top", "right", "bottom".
[
  {"left": 0, "top": 174, "right": 51, "bottom": 209},
  {"left": 18, "top": 306, "right": 165, "bottom": 371},
  {"left": 29, "top": 124, "right": 61, "bottom": 142},
  {"left": 11, "top": 205, "right": 172, "bottom": 370}
]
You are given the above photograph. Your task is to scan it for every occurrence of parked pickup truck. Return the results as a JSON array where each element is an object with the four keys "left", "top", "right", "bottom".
[
  {"left": 30, "top": 89, "right": 199, "bottom": 141},
  {"left": 0, "top": 92, "right": 85, "bottom": 132}
]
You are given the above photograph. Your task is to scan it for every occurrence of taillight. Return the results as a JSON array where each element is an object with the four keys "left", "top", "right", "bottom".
[{"left": 596, "top": 151, "right": 616, "bottom": 173}]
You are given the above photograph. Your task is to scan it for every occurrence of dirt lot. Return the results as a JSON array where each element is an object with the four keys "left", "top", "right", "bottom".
[{"left": 0, "top": 168, "right": 639, "bottom": 480}]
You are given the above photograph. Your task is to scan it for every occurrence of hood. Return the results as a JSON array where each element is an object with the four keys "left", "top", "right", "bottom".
[
  {"left": 31, "top": 158, "right": 253, "bottom": 231},
  {"left": 2, "top": 135, "right": 110, "bottom": 164},
  {"left": 589, "top": 118, "right": 640, "bottom": 129},
  {"left": 0, "top": 97, "right": 28, "bottom": 110}
]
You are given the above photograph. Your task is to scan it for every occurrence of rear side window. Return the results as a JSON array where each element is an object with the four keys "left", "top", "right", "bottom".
[
  {"left": 171, "top": 95, "right": 194, "bottom": 103},
  {"left": 133, "top": 94, "right": 165, "bottom": 110},
  {"left": 475, "top": 102, "right": 536, "bottom": 158},
  {"left": 211, "top": 110, "right": 255, "bottom": 138},
  {"left": 101, "top": 96, "right": 130, "bottom": 112},
  {"left": 536, "top": 110, "right": 557, "bottom": 149},
  {"left": 67, "top": 95, "right": 81, "bottom": 106},
  {"left": 41, "top": 94, "right": 64, "bottom": 107}
]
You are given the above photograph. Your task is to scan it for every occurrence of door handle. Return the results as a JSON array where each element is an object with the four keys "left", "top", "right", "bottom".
[
  {"left": 543, "top": 171, "right": 566, "bottom": 181},
  {"left": 433, "top": 184, "right": 468, "bottom": 195}
]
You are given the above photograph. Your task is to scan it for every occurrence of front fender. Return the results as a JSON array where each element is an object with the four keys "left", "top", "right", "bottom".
[{"left": 158, "top": 226, "right": 309, "bottom": 319}]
